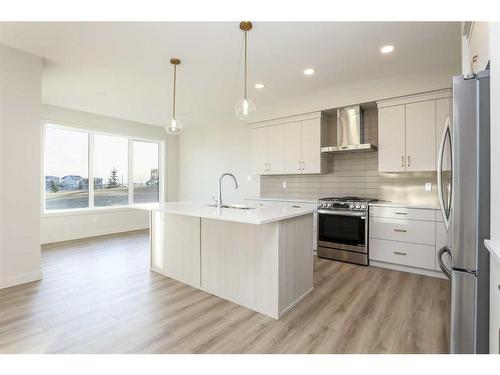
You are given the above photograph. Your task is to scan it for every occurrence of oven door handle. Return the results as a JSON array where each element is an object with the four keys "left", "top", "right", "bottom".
[{"left": 318, "top": 209, "right": 367, "bottom": 218}]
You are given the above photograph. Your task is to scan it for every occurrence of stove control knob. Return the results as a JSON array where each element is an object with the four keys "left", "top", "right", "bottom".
[
  {"left": 327, "top": 203, "right": 333, "bottom": 208},
  {"left": 355, "top": 204, "right": 361, "bottom": 209},
  {"left": 361, "top": 204, "right": 367, "bottom": 210},
  {"left": 318, "top": 202, "right": 323, "bottom": 208},
  {"left": 349, "top": 203, "right": 355, "bottom": 210}
]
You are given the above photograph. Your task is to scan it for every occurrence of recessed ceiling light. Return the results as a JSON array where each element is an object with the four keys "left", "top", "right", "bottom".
[
  {"left": 303, "top": 68, "right": 315, "bottom": 76},
  {"left": 254, "top": 83, "right": 265, "bottom": 89},
  {"left": 380, "top": 45, "right": 395, "bottom": 54}
]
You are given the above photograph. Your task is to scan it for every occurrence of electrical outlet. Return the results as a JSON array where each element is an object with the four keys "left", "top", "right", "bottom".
[
  {"left": 282, "top": 181, "right": 287, "bottom": 189},
  {"left": 425, "top": 183, "right": 432, "bottom": 192}
]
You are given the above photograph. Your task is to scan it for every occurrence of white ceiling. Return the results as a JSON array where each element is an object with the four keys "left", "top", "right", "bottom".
[{"left": 0, "top": 22, "right": 461, "bottom": 127}]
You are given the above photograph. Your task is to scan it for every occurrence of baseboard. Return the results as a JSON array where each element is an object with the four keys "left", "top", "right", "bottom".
[
  {"left": 0, "top": 270, "right": 42, "bottom": 290},
  {"left": 370, "top": 260, "right": 447, "bottom": 279},
  {"left": 41, "top": 224, "right": 148, "bottom": 245}
]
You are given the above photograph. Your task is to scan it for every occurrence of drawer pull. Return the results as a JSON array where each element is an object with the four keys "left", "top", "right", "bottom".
[
  {"left": 498, "top": 285, "right": 500, "bottom": 291},
  {"left": 395, "top": 212, "right": 407, "bottom": 215},
  {"left": 292, "top": 205, "right": 301, "bottom": 208},
  {"left": 394, "top": 251, "right": 407, "bottom": 256},
  {"left": 394, "top": 228, "right": 407, "bottom": 233}
]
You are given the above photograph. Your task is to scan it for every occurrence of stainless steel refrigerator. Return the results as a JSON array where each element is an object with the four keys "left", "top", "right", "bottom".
[{"left": 437, "top": 70, "right": 490, "bottom": 354}]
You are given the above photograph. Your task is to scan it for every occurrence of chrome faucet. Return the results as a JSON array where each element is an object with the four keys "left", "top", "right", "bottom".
[{"left": 215, "top": 173, "right": 239, "bottom": 209}]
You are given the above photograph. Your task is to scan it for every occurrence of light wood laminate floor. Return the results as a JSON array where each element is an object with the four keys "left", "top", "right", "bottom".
[{"left": 0, "top": 230, "right": 450, "bottom": 354}]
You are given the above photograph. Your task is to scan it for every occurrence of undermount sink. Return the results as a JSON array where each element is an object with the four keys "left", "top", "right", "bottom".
[{"left": 207, "top": 204, "right": 256, "bottom": 210}]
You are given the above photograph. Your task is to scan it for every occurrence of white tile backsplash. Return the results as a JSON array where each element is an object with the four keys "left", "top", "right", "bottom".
[{"left": 261, "top": 151, "right": 438, "bottom": 206}]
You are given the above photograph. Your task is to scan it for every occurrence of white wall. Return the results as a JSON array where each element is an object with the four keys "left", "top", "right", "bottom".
[
  {"left": 490, "top": 23, "right": 500, "bottom": 242},
  {"left": 462, "top": 22, "right": 490, "bottom": 75},
  {"left": 178, "top": 121, "right": 260, "bottom": 203},
  {"left": 0, "top": 45, "right": 42, "bottom": 288},
  {"left": 40, "top": 105, "right": 179, "bottom": 244},
  {"left": 178, "top": 66, "right": 459, "bottom": 203}
]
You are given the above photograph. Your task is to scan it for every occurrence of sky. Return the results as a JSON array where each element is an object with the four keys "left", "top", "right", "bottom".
[{"left": 45, "top": 126, "right": 159, "bottom": 184}]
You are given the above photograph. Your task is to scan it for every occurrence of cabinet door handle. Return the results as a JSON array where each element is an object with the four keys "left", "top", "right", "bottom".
[
  {"left": 395, "top": 212, "right": 407, "bottom": 215},
  {"left": 394, "top": 228, "right": 407, "bottom": 233},
  {"left": 401, "top": 156, "right": 404, "bottom": 168},
  {"left": 407, "top": 155, "right": 411, "bottom": 167},
  {"left": 394, "top": 251, "right": 407, "bottom": 256}
]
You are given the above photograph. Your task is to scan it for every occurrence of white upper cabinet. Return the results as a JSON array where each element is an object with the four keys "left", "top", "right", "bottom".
[
  {"left": 405, "top": 100, "right": 436, "bottom": 171},
  {"left": 301, "top": 118, "right": 323, "bottom": 174},
  {"left": 250, "top": 112, "right": 325, "bottom": 175},
  {"left": 378, "top": 105, "right": 406, "bottom": 172},
  {"left": 251, "top": 124, "right": 284, "bottom": 175},
  {"left": 283, "top": 121, "right": 302, "bottom": 174},
  {"left": 251, "top": 126, "right": 268, "bottom": 175},
  {"left": 266, "top": 125, "right": 285, "bottom": 175},
  {"left": 377, "top": 89, "right": 452, "bottom": 173}
]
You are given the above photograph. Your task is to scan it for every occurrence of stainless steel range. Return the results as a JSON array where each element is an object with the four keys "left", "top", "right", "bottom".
[{"left": 317, "top": 197, "right": 377, "bottom": 266}]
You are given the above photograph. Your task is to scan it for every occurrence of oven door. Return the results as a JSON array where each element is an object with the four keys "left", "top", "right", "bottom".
[{"left": 318, "top": 210, "right": 367, "bottom": 253}]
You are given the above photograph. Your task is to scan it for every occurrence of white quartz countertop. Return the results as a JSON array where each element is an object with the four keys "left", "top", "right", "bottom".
[
  {"left": 132, "top": 201, "right": 315, "bottom": 225},
  {"left": 485, "top": 240, "right": 500, "bottom": 262},
  {"left": 245, "top": 197, "right": 318, "bottom": 204},
  {"left": 369, "top": 201, "right": 440, "bottom": 210}
]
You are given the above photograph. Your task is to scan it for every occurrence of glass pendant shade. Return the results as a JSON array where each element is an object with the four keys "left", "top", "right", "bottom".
[
  {"left": 165, "top": 118, "right": 183, "bottom": 135},
  {"left": 234, "top": 98, "right": 256, "bottom": 121}
]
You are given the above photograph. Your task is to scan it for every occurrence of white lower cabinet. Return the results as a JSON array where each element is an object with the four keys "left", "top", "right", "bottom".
[
  {"left": 369, "top": 217, "right": 435, "bottom": 245},
  {"left": 490, "top": 254, "right": 500, "bottom": 354},
  {"left": 369, "top": 205, "right": 444, "bottom": 277},
  {"left": 370, "top": 238, "right": 436, "bottom": 270}
]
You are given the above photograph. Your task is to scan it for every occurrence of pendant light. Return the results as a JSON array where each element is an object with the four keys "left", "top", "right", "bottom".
[
  {"left": 165, "top": 58, "right": 183, "bottom": 135},
  {"left": 235, "top": 21, "right": 256, "bottom": 121}
]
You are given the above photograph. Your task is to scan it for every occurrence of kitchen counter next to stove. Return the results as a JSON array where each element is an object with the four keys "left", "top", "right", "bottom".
[
  {"left": 369, "top": 202, "right": 441, "bottom": 210},
  {"left": 485, "top": 240, "right": 500, "bottom": 262}
]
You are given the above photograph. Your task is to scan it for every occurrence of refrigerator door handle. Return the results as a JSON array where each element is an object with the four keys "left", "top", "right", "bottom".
[
  {"left": 438, "top": 246, "right": 452, "bottom": 280},
  {"left": 437, "top": 117, "right": 452, "bottom": 230}
]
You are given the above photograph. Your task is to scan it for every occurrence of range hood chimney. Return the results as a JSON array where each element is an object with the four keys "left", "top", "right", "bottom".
[{"left": 321, "top": 105, "right": 377, "bottom": 153}]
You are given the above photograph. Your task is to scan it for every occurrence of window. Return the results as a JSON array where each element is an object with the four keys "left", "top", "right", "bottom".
[
  {"left": 94, "top": 134, "right": 129, "bottom": 207},
  {"left": 44, "top": 127, "right": 89, "bottom": 210},
  {"left": 43, "top": 123, "right": 162, "bottom": 212},
  {"left": 133, "top": 141, "right": 159, "bottom": 204}
]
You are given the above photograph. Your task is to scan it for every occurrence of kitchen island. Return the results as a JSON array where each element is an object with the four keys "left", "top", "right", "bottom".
[{"left": 134, "top": 202, "right": 315, "bottom": 319}]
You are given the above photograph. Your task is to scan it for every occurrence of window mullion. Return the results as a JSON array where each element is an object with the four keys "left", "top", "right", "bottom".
[
  {"left": 128, "top": 139, "right": 134, "bottom": 205},
  {"left": 88, "top": 132, "right": 95, "bottom": 208}
]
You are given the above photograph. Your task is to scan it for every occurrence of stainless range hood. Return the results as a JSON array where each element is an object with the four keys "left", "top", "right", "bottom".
[{"left": 321, "top": 105, "right": 377, "bottom": 153}]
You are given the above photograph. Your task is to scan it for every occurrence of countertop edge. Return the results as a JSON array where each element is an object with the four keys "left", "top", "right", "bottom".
[
  {"left": 160, "top": 208, "right": 316, "bottom": 225},
  {"left": 131, "top": 203, "right": 315, "bottom": 225},
  {"left": 245, "top": 197, "right": 318, "bottom": 204},
  {"left": 484, "top": 240, "right": 500, "bottom": 262}
]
